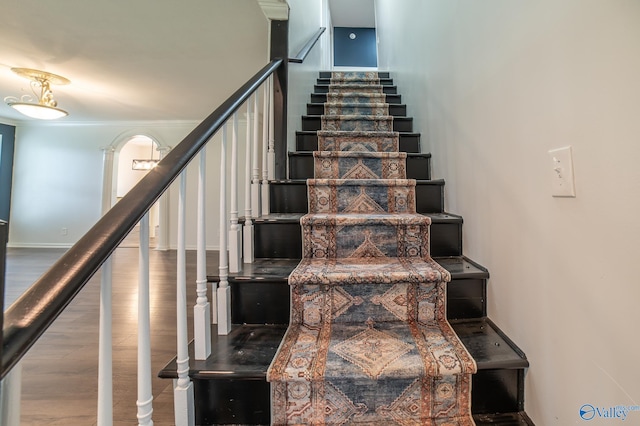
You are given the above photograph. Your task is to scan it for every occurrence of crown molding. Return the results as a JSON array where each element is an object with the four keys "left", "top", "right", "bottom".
[{"left": 258, "top": 0, "right": 289, "bottom": 21}]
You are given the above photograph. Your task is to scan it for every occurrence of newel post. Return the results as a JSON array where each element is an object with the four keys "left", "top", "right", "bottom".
[{"left": 270, "top": 19, "right": 288, "bottom": 180}]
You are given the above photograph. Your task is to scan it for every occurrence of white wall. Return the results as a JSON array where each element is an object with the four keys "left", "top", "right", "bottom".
[
  {"left": 7, "top": 1, "right": 270, "bottom": 249},
  {"left": 9, "top": 118, "right": 256, "bottom": 250},
  {"left": 376, "top": 0, "right": 640, "bottom": 424},
  {"left": 287, "top": 0, "right": 325, "bottom": 152}
]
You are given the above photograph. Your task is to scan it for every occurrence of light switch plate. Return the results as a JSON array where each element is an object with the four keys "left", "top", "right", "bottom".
[{"left": 548, "top": 146, "right": 576, "bottom": 197}]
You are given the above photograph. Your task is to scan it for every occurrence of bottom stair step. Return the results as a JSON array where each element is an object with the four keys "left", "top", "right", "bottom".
[
  {"left": 475, "top": 411, "right": 535, "bottom": 425},
  {"left": 159, "top": 318, "right": 529, "bottom": 425}
]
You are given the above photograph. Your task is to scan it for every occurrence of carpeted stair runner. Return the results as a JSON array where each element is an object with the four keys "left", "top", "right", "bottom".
[{"left": 268, "top": 71, "right": 477, "bottom": 425}]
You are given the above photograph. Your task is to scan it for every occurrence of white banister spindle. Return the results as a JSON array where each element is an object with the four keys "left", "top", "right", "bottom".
[
  {"left": 218, "top": 124, "right": 231, "bottom": 335},
  {"left": 244, "top": 98, "right": 255, "bottom": 263},
  {"left": 98, "top": 146, "right": 114, "bottom": 426},
  {"left": 251, "top": 91, "right": 261, "bottom": 218},
  {"left": 97, "top": 257, "right": 113, "bottom": 426},
  {"left": 194, "top": 147, "right": 211, "bottom": 359},
  {"left": 261, "top": 78, "right": 271, "bottom": 215},
  {"left": 268, "top": 75, "right": 276, "bottom": 180},
  {"left": 229, "top": 113, "right": 242, "bottom": 273},
  {"left": 174, "top": 171, "right": 195, "bottom": 425},
  {"left": 137, "top": 213, "right": 154, "bottom": 426},
  {"left": 0, "top": 361, "right": 22, "bottom": 426}
]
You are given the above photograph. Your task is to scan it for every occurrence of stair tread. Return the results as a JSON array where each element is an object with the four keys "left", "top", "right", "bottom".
[
  {"left": 289, "top": 151, "right": 431, "bottom": 158},
  {"left": 270, "top": 178, "right": 443, "bottom": 185},
  {"left": 207, "top": 256, "right": 488, "bottom": 283},
  {"left": 159, "top": 317, "right": 527, "bottom": 379},
  {"left": 451, "top": 318, "right": 529, "bottom": 369},
  {"left": 297, "top": 130, "right": 420, "bottom": 136},
  {"left": 249, "top": 211, "right": 460, "bottom": 223},
  {"left": 474, "top": 411, "right": 535, "bottom": 425},
  {"left": 435, "top": 256, "right": 490, "bottom": 279}
]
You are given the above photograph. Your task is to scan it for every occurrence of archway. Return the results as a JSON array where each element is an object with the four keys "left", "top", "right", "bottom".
[{"left": 102, "top": 131, "right": 171, "bottom": 250}]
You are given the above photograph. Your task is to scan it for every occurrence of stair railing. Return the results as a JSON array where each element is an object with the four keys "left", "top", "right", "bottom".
[
  {"left": 1, "top": 24, "right": 326, "bottom": 426},
  {"left": 0, "top": 59, "right": 282, "bottom": 426}
]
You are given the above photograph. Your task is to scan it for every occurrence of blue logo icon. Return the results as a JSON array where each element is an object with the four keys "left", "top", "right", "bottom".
[{"left": 580, "top": 404, "right": 596, "bottom": 421}]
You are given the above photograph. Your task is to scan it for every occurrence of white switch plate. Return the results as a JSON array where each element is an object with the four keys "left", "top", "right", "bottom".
[{"left": 548, "top": 146, "right": 576, "bottom": 197}]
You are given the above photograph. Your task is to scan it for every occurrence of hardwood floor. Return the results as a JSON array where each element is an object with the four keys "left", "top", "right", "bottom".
[{"left": 4, "top": 246, "right": 220, "bottom": 425}]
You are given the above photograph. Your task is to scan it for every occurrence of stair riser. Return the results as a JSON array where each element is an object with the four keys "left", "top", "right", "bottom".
[
  {"left": 311, "top": 93, "right": 402, "bottom": 104},
  {"left": 270, "top": 182, "right": 443, "bottom": 214},
  {"left": 230, "top": 278, "right": 486, "bottom": 324},
  {"left": 191, "top": 368, "right": 524, "bottom": 425},
  {"left": 253, "top": 221, "right": 461, "bottom": 258},
  {"left": 296, "top": 131, "right": 420, "bottom": 153},
  {"left": 231, "top": 280, "right": 290, "bottom": 324},
  {"left": 289, "top": 154, "right": 430, "bottom": 180},
  {"left": 307, "top": 103, "right": 407, "bottom": 116},
  {"left": 317, "top": 78, "right": 394, "bottom": 86},
  {"left": 315, "top": 85, "right": 398, "bottom": 94},
  {"left": 303, "top": 116, "right": 413, "bottom": 132},
  {"left": 307, "top": 182, "right": 416, "bottom": 214},
  {"left": 448, "top": 278, "right": 487, "bottom": 319},
  {"left": 301, "top": 220, "right": 430, "bottom": 259},
  {"left": 320, "top": 71, "right": 390, "bottom": 79}
]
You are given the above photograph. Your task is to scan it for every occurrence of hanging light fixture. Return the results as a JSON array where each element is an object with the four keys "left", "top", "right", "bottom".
[
  {"left": 4, "top": 68, "right": 70, "bottom": 120},
  {"left": 132, "top": 141, "right": 159, "bottom": 171}
]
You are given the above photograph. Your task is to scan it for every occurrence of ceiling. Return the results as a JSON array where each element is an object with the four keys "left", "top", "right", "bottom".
[
  {"left": 329, "top": 0, "right": 375, "bottom": 28},
  {"left": 0, "top": 0, "right": 269, "bottom": 124}
]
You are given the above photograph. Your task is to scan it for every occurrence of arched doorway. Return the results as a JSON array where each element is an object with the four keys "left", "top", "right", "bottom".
[{"left": 102, "top": 131, "right": 171, "bottom": 250}]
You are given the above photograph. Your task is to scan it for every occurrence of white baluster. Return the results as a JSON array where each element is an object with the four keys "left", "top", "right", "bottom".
[
  {"left": 244, "top": 98, "right": 255, "bottom": 263},
  {"left": 218, "top": 124, "right": 231, "bottom": 335},
  {"left": 268, "top": 75, "right": 276, "bottom": 180},
  {"left": 97, "top": 257, "right": 113, "bottom": 426},
  {"left": 261, "top": 78, "right": 271, "bottom": 215},
  {"left": 98, "top": 146, "right": 114, "bottom": 426},
  {"left": 174, "top": 171, "right": 195, "bottom": 425},
  {"left": 137, "top": 213, "right": 154, "bottom": 426},
  {"left": 194, "top": 147, "right": 211, "bottom": 359},
  {"left": 0, "top": 362, "right": 22, "bottom": 426},
  {"left": 229, "top": 113, "right": 242, "bottom": 273},
  {"left": 251, "top": 91, "right": 261, "bottom": 218}
]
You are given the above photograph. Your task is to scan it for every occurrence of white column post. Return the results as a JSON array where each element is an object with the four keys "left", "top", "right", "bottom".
[
  {"left": 174, "top": 171, "right": 195, "bottom": 426},
  {"left": 98, "top": 146, "right": 114, "bottom": 426},
  {"left": 218, "top": 124, "right": 231, "bottom": 335},
  {"left": 268, "top": 75, "right": 276, "bottom": 180},
  {"left": 244, "top": 98, "right": 255, "bottom": 263},
  {"left": 137, "top": 213, "right": 154, "bottom": 426},
  {"left": 251, "top": 91, "right": 261, "bottom": 218},
  {"left": 229, "top": 113, "right": 242, "bottom": 273},
  {"left": 194, "top": 147, "right": 211, "bottom": 359},
  {"left": 0, "top": 362, "right": 22, "bottom": 426},
  {"left": 261, "top": 78, "right": 271, "bottom": 215}
]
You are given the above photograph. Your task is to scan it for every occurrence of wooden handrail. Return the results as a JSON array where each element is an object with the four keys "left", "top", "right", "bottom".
[{"left": 0, "top": 59, "right": 284, "bottom": 379}]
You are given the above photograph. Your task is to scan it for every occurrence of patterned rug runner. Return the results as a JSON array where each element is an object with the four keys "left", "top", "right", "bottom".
[{"left": 268, "top": 71, "right": 477, "bottom": 425}]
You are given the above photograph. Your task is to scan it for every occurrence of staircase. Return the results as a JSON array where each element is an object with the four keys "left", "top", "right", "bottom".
[{"left": 160, "top": 71, "right": 534, "bottom": 425}]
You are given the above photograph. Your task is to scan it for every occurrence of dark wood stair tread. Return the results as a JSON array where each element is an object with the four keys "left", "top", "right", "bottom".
[
  {"left": 159, "top": 318, "right": 526, "bottom": 379},
  {"left": 451, "top": 317, "right": 528, "bottom": 370},
  {"left": 435, "top": 256, "right": 489, "bottom": 279},
  {"left": 208, "top": 256, "right": 487, "bottom": 283},
  {"left": 474, "top": 412, "right": 535, "bottom": 425}
]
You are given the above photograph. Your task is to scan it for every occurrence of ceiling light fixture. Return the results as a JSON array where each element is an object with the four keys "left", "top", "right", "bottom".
[
  {"left": 4, "top": 68, "right": 70, "bottom": 120},
  {"left": 132, "top": 141, "right": 159, "bottom": 171}
]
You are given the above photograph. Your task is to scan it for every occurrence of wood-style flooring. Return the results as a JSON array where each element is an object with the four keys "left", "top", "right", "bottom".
[{"left": 4, "top": 246, "right": 220, "bottom": 425}]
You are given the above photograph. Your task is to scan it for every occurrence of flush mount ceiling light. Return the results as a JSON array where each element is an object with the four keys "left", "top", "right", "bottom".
[{"left": 4, "top": 68, "right": 70, "bottom": 120}]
